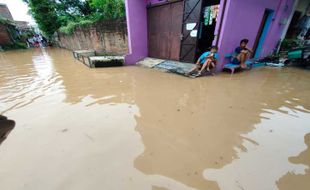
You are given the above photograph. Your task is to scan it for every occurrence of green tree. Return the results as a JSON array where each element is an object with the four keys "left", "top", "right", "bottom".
[
  {"left": 57, "top": 0, "right": 93, "bottom": 16},
  {"left": 90, "top": 0, "right": 125, "bottom": 19},
  {"left": 25, "top": 0, "right": 61, "bottom": 38},
  {"left": 24, "top": 0, "right": 125, "bottom": 36},
  {"left": 55, "top": 0, "right": 95, "bottom": 25}
]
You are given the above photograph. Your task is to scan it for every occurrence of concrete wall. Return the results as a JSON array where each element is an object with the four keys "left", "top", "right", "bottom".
[{"left": 57, "top": 19, "right": 128, "bottom": 55}]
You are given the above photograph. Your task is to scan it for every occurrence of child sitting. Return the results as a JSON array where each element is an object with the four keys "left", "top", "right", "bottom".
[{"left": 187, "top": 46, "right": 219, "bottom": 76}]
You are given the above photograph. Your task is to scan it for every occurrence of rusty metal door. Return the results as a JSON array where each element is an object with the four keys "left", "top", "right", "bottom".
[
  {"left": 180, "top": 0, "right": 203, "bottom": 63},
  {"left": 147, "top": 1, "right": 184, "bottom": 60}
]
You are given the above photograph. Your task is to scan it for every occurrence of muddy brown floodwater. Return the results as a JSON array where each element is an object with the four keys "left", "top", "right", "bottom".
[{"left": 0, "top": 48, "right": 310, "bottom": 190}]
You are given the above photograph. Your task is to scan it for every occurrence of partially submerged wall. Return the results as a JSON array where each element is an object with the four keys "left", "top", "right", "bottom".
[{"left": 57, "top": 19, "right": 128, "bottom": 55}]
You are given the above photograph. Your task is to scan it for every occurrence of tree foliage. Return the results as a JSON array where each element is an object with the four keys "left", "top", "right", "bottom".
[
  {"left": 90, "top": 0, "right": 125, "bottom": 19},
  {"left": 25, "top": 0, "right": 61, "bottom": 38},
  {"left": 24, "top": 0, "right": 125, "bottom": 37},
  {"left": 54, "top": 0, "right": 95, "bottom": 26}
]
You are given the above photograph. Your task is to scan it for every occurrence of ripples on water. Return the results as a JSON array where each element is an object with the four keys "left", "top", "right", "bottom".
[
  {"left": 0, "top": 49, "right": 63, "bottom": 114},
  {"left": 0, "top": 48, "right": 310, "bottom": 190}
]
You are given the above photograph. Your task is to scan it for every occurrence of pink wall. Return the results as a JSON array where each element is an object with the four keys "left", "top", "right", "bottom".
[
  {"left": 126, "top": 0, "right": 296, "bottom": 69},
  {"left": 263, "top": 0, "right": 295, "bottom": 56},
  {"left": 124, "top": 0, "right": 148, "bottom": 65},
  {"left": 125, "top": 0, "right": 175, "bottom": 65},
  {"left": 217, "top": 0, "right": 295, "bottom": 68}
]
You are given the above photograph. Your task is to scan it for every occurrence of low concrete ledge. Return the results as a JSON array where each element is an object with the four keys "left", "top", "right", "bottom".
[
  {"left": 72, "top": 50, "right": 124, "bottom": 68},
  {"left": 72, "top": 50, "right": 95, "bottom": 59},
  {"left": 84, "top": 55, "right": 125, "bottom": 68}
]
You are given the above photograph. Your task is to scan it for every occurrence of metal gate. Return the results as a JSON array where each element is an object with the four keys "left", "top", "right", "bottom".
[
  {"left": 147, "top": 1, "right": 184, "bottom": 60},
  {"left": 180, "top": 0, "right": 203, "bottom": 63}
]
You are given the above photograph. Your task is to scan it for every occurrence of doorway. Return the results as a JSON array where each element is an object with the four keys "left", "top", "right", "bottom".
[
  {"left": 196, "top": 0, "right": 221, "bottom": 59},
  {"left": 147, "top": 1, "right": 184, "bottom": 60},
  {"left": 179, "top": 0, "right": 221, "bottom": 63},
  {"left": 253, "top": 9, "right": 274, "bottom": 59},
  {"left": 285, "top": 11, "right": 302, "bottom": 39}
]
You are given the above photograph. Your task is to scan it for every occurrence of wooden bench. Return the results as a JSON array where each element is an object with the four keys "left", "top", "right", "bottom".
[{"left": 223, "top": 54, "right": 253, "bottom": 74}]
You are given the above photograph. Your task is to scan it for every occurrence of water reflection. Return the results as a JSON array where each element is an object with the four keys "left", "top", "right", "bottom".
[
  {"left": 0, "top": 49, "right": 62, "bottom": 114},
  {"left": 132, "top": 66, "right": 310, "bottom": 189},
  {"left": 277, "top": 133, "right": 310, "bottom": 190},
  {"left": 204, "top": 107, "right": 310, "bottom": 190},
  {"left": 0, "top": 48, "right": 309, "bottom": 190}
]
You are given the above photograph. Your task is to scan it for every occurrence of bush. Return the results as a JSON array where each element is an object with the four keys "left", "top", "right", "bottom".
[
  {"left": 24, "top": 0, "right": 125, "bottom": 38},
  {"left": 0, "top": 17, "right": 13, "bottom": 25},
  {"left": 15, "top": 42, "right": 28, "bottom": 49},
  {"left": 59, "top": 19, "right": 95, "bottom": 34},
  {"left": 79, "top": 19, "right": 94, "bottom": 27},
  {"left": 2, "top": 42, "right": 28, "bottom": 50},
  {"left": 59, "top": 21, "right": 77, "bottom": 34},
  {"left": 90, "top": 0, "right": 125, "bottom": 19}
]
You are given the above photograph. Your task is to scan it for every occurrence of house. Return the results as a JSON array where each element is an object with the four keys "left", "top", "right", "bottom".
[
  {"left": 0, "top": 3, "right": 13, "bottom": 21},
  {"left": 0, "top": 17, "right": 18, "bottom": 46},
  {"left": 0, "top": 3, "right": 33, "bottom": 48},
  {"left": 0, "top": 3, "right": 14, "bottom": 46},
  {"left": 124, "top": 0, "right": 298, "bottom": 70}
]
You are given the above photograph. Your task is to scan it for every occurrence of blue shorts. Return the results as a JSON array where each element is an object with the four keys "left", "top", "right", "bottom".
[{"left": 232, "top": 58, "right": 240, "bottom": 65}]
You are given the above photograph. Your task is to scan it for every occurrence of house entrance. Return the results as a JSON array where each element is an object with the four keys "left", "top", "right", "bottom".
[
  {"left": 196, "top": 0, "right": 221, "bottom": 59},
  {"left": 147, "top": 1, "right": 184, "bottom": 60}
]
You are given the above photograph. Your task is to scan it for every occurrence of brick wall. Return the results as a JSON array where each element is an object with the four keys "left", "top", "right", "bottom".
[
  {"left": 0, "top": 24, "right": 12, "bottom": 45},
  {"left": 57, "top": 19, "right": 128, "bottom": 55}
]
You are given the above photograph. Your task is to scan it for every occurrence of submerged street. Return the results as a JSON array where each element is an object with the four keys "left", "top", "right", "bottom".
[{"left": 0, "top": 48, "right": 310, "bottom": 190}]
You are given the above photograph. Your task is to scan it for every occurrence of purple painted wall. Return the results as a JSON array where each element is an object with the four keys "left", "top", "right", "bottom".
[
  {"left": 124, "top": 0, "right": 148, "bottom": 65},
  {"left": 217, "top": 0, "right": 295, "bottom": 68},
  {"left": 125, "top": 0, "right": 296, "bottom": 68},
  {"left": 263, "top": 0, "right": 296, "bottom": 56}
]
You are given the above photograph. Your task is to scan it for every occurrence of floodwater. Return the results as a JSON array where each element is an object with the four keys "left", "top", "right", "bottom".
[{"left": 0, "top": 48, "right": 309, "bottom": 190}]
